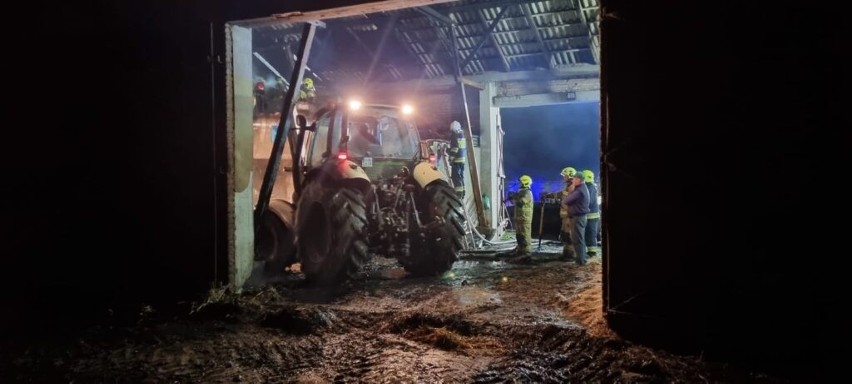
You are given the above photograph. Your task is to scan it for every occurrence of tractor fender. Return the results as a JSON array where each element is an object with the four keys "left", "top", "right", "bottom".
[
  {"left": 267, "top": 199, "right": 296, "bottom": 227},
  {"left": 336, "top": 159, "right": 370, "bottom": 181},
  {"left": 316, "top": 159, "right": 371, "bottom": 192},
  {"left": 412, "top": 161, "right": 444, "bottom": 189}
]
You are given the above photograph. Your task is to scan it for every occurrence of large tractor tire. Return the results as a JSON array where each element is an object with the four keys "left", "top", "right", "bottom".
[
  {"left": 296, "top": 181, "right": 369, "bottom": 285},
  {"left": 256, "top": 211, "right": 297, "bottom": 276},
  {"left": 404, "top": 182, "right": 465, "bottom": 276},
  {"left": 255, "top": 200, "right": 297, "bottom": 277}
]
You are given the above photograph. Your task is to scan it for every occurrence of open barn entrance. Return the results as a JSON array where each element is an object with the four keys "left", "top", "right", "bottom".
[{"left": 225, "top": 0, "right": 603, "bottom": 291}]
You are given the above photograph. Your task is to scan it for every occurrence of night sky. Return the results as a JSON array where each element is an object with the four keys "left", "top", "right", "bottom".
[{"left": 501, "top": 102, "right": 600, "bottom": 200}]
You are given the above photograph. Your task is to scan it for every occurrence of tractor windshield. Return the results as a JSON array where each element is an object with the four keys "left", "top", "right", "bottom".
[{"left": 346, "top": 106, "right": 420, "bottom": 159}]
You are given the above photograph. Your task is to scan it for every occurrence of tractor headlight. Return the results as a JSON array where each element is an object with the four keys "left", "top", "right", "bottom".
[
  {"left": 401, "top": 104, "right": 414, "bottom": 115},
  {"left": 348, "top": 99, "right": 362, "bottom": 111}
]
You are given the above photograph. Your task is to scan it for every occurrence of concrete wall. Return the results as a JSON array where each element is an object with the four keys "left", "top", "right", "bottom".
[{"left": 227, "top": 25, "right": 257, "bottom": 289}]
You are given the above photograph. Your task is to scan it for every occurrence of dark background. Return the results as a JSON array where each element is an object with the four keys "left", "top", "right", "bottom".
[
  {"left": 2, "top": 0, "right": 846, "bottom": 380},
  {"left": 600, "top": 1, "right": 845, "bottom": 379}
]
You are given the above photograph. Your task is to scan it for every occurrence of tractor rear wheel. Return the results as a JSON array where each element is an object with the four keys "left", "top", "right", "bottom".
[
  {"left": 296, "top": 181, "right": 369, "bottom": 285},
  {"left": 403, "top": 182, "right": 465, "bottom": 276}
]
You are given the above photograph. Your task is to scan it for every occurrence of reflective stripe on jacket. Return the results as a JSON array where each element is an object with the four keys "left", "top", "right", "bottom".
[
  {"left": 449, "top": 130, "right": 466, "bottom": 163},
  {"left": 585, "top": 181, "right": 600, "bottom": 219}
]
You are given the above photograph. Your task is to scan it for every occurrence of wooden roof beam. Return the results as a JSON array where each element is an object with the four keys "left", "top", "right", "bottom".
[
  {"left": 575, "top": 0, "right": 599, "bottom": 64},
  {"left": 493, "top": 90, "right": 599, "bottom": 108},
  {"left": 378, "top": 66, "right": 600, "bottom": 89},
  {"left": 396, "top": 11, "right": 455, "bottom": 77},
  {"left": 415, "top": 5, "right": 454, "bottom": 25},
  {"left": 460, "top": 5, "right": 511, "bottom": 71},
  {"left": 345, "top": 26, "right": 376, "bottom": 57},
  {"left": 445, "top": 0, "right": 538, "bottom": 13},
  {"left": 520, "top": 3, "right": 555, "bottom": 68},
  {"left": 477, "top": 8, "right": 511, "bottom": 72},
  {"left": 362, "top": 14, "right": 400, "bottom": 84}
]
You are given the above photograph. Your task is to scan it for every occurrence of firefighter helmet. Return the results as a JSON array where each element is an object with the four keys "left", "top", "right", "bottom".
[
  {"left": 582, "top": 169, "right": 595, "bottom": 183},
  {"left": 519, "top": 175, "right": 532, "bottom": 188},
  {"left": 450, "top": 121, "right": 462, "bottom": 132},
  {"left": 560, "top": 167, "right": 577, "bottom": 177},
  {"left": 303, "top": 77, "right": 314, "bottom": 88}
]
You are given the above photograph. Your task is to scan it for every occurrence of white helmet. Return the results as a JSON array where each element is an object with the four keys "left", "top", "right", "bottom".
[{"left": 450, "top": 121, "right": 462, "bottom": 132}]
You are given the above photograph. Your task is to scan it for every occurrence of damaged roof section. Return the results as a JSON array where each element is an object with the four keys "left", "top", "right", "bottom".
[{"left": 251, "top": 0, "right": 600, "bottom": 84}]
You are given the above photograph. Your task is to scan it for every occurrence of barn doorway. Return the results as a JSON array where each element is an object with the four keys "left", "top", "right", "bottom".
[{"left": 225, "top": 0, "right": 603, "bottom": 295}]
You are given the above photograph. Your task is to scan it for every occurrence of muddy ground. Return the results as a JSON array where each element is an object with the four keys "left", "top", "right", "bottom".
[{"left": 4, "top": 240, "right": 788, "bottom": 383}]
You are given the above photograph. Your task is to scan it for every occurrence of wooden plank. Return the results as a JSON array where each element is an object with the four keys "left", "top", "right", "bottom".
[
  {"left": 379, "top": 66, "right": 600, "bottom": 88},
  {"left": 274, "top": 0, "right": 459, "bottom": 22},
  {"left": 415, "top": 5, "right": 453, "bottom": 25},
  {"left": 494, "top": 90, "right": 600, "bottom": 108}
]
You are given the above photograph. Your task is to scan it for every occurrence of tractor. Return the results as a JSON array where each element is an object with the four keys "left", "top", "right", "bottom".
[{"left": 255, "top": 100, "right": 466, "bottom": 285}]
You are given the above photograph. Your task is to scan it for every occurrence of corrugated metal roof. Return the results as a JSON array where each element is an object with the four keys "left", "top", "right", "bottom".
[{"left": 253, "top": 0, "right": 599, "bottom": 83}]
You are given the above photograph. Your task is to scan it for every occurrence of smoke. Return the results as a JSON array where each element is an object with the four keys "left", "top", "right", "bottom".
[{"left": 501, "top": 102, "right": 601, "bottom": 200}]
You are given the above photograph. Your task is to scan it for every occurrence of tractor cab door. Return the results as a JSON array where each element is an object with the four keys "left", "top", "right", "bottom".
[{"left": 304, "top": 109, "right": 343, "bottom": 170}]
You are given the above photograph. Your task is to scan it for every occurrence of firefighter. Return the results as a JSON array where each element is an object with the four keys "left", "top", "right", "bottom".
[
  {"left": 299, "top": 77, "right": 316, "bottom": 102},
  {"left": 512, "top": 175, "right": 535, "bottom": 256},
  {"left": 253, "top": 80, "right": 267, "bottom": 117},
  {"left": 559, "top": 167, "right": 578, "bottom": 259},
  {"left": 582, "top": 169, "right": 601, "bottom": 257},
  {"left": 447, "top": 121, "right": 466, "bottom": 198}
]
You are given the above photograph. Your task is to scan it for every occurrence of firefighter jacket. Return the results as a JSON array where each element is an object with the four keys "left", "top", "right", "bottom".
[
  {"left": 448, "top": 129, "right": 466, "bottom": 164},
  {"left": 559, "top": 183, "right": 576, "bottom": 219},
  {"left": 513, "top": 187, "right": 534, "bottom": 224},
  {"left": 585, "top": 181, "right": 600, "bottom": 219}
]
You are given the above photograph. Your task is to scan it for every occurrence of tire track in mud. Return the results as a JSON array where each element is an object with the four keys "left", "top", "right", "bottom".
[
  {"left": 318, "top": 331, "right": 495, "bottom": 383},
  {"left": 278, "top": 309, "right": 500, "bottom": 382},
  {"left": 471, "top": 326, "right": 619, "bottom": 383},
  {"left": 62, "top": 325, "right": 329, "bottom": 383},
  {"left": 8, "top": 258, "right": 783, "bottom": 383}
]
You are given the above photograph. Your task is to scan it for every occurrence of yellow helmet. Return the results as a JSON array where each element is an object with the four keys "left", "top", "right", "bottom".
[
  {"left": 582, "top": 169, "right": 594, "bottom": 183},
  {"left": 560, "top": 167, "right": 577, "bottom": 177},
  {"left": 519, "top": 175, "right": 532, "bottom": 188}
]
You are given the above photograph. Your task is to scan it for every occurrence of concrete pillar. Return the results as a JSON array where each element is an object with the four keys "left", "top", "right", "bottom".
[
  {"left": 226, "top": 24, "right": 255, "bottom": 291},
  {"left": 478, "top": 82, "right": 501, "bottom": 236}
]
